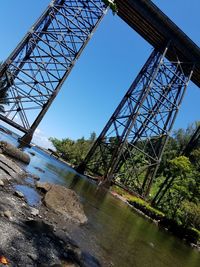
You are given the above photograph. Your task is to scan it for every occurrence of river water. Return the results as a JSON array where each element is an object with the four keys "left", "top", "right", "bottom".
[{"left": 0, "top": 129, "right": 200, "bottom": 267}]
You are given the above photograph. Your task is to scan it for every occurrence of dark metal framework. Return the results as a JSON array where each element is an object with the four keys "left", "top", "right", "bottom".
[
  {"left": 78, "top": 44, "right": 194, "bottom": 196},
  {"left": 0, "top": 0, "right": 106, "bottom": 143},
  {"left": 183, "top": 125, "right": 200, "bottom": 156}
]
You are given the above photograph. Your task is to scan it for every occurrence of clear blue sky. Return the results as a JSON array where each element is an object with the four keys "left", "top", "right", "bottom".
[{"left": 0, "top": 1, "right": 200, "bottom": 147}]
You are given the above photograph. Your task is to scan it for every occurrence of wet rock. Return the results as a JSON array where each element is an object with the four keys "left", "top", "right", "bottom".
[
  {"left": 29, "top": 173, "right": 40, "bottom": 181},
  {"left": 15, "top": 190, "right": 24, "bottom": 198},
  {"left": 44, "top": 184, "right": 87, "bottom": 224},
  {"left": 0, "top": 154, "right": 25, "bottom": 181},
  {"left": 0, "top": 141, "right": 30, "bottom": 164},
  {"left": 27, "top": 253, "right": 38, "bottom": 261},
  {"left": 0, "top": 179, "right": 4, "bottom": 186},
  {"left": 36, "top": 182, "right": 52, "bottom": 192},
  {"left": 29, "top": 151, "right": 36, "bottom": 156},
  {"left": 81, "top": 252, "right": 101, "bottom": 267},
  {"left": 30, "top": 207, "right": 39, "bottom": 216},
  {"left": 4, "top": 210, "right": 12, "bottom": 220}
]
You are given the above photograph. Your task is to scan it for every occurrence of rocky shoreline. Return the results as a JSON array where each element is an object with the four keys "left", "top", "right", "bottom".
[{"left": 0, "top": 147, "right": 101, "bottom": 267}]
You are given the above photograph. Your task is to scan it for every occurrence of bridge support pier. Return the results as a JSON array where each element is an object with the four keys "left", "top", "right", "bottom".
[{"left": 78, "top": 44, "right": 194, "bottom": 196}]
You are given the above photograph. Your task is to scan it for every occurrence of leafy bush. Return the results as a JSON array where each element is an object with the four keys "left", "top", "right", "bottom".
[
  {"left": 128, "top": 196, "right": 165, "bottom": 220},
  {"left": 179, "top": 201, "right": 200, "bottom": 229},
  {"left": 111, "top": 185, "right": 165, "bottom": 220}
]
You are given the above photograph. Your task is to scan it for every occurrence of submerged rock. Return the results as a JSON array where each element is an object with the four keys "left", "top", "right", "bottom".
[
  {"left": 29, "top": 151, "right": 36, "bottom": 156},
  {"left": 15, "top": 190, "right": 24, "bottom": 198},
  {"left": 40, "top": 183, "right": 87, "bottom": 224},
  {"left": 34, "top": 166, "right": 45, "bottom": 173}
]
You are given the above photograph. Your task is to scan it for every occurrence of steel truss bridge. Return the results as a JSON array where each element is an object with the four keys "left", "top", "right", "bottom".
[{"left": 0, "top": 0, "right": 200, "bottom": 197}]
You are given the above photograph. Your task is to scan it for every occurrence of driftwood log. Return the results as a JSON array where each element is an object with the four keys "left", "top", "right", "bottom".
[{"left": 0, "top": 141, "right": 30, "bottom": 164}]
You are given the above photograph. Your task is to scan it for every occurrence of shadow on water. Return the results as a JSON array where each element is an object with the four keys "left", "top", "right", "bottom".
[{"left": 0, "top": 129, "right": 200, "bottom": 267}]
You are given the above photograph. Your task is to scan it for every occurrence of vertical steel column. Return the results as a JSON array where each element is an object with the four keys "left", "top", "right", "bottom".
[
  {"left": 0, "top": 0, "right": 106, "bottom": 144},
  {"left": 182, "top": 124, "right": 200, "bottom": 156},
  {"left": 78, "top": 44, "right": 194, "bottom": 196}
]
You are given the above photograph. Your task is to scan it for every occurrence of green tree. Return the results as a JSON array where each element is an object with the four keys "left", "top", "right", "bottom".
[
  {"left": 49, "top": 132, "right": 97, "bottom": 166},
  {"left": 179, "top": 201, "right": 200, "bottom": 229}
]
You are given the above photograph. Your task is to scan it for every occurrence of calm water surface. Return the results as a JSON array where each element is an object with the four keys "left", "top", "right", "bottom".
[{"left": 0, "top": 130, "right": 200, "bottom": 267}]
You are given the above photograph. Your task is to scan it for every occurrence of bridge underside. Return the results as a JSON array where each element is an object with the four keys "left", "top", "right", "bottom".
[{"left": 115, "top": 0, "right": 200, "bottom": 88}]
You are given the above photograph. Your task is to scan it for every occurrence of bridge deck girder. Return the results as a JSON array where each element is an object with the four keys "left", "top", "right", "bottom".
[{"left": 116, "top": 0, "right": 200, "bottom": 88}]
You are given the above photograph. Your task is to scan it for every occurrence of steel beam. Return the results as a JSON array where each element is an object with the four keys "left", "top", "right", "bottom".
[
  {"left": 78, "top": 43, "right": 194, "bottom": 196},
  {"left": 0, "top": 0, "right": 106, "bottom": 144},
  {"left": 183, "top": 125, "right": 200, "bottom": 157},
  {"left": 115, "top": 0, "right": 200, "bottom": 88}
]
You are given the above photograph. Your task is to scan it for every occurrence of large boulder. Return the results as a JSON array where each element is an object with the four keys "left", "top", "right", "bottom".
[
  {"left": 0, "top": 141, "right": 30, "bottom": 164},
  {"left": 41, "top": 183, "right": 87, "bottom": 224}
]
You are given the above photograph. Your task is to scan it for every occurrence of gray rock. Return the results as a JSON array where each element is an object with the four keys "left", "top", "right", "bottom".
[
  {"left": 4, "top": 210, "right": 12, "bottom": 220},
  {"left": 0, "top": 179, "right": 4, "bottom": 186},
  {"left": 44, "top": 184, "right": 87, "bottom": 224},
  {"left": 27, "top": 253, "right": 38, "bottom": 261},
  {"left": 36, "top": 182, "right": 52, "bottom": 192},
  {"left": 0, "top": 141, "right": 30, "bottom": 164},
  {"left": 15, "top": 190, "right": 24, "bottom": 198},
  {"left": 0, "top": 154, "right": 25, "bottom": 181},
  {"left": 30, "top": 173, "right": 40, "bottom": 180},
  {"left": 30, "top": 207, "right": 39, "bottom": 216}
]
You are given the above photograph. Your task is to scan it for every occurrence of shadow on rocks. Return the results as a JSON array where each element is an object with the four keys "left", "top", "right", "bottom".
[{"left": 0, "top": 219, "right": 101, "bottom": 267}]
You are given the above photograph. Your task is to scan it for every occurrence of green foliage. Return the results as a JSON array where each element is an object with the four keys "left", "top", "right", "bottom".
[
  {"left": 49, "top": 132, "right": 96, "bottom": 166},
  {"left": 179, "top": 201, "right": 200, "bottom": 229},
  {"left": 168, "top": 156, "right": 192, "bottom": 175},
  {"left": 111, "top": 185, "right": 165, "bottom": 220},
  {"left": 128, "top": 196, "right": 165, "bottom": 220},
  {"left": 102, "top": 0, "right": 118, "bottom": 13}
]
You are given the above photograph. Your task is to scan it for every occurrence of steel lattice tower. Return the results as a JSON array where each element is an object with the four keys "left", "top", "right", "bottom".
[
  {"left": 0, "top": 0, "right": 106, "bottom": 144},
  {"left": 77, "top": 43, "right": 194, "bottom": 196}
]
